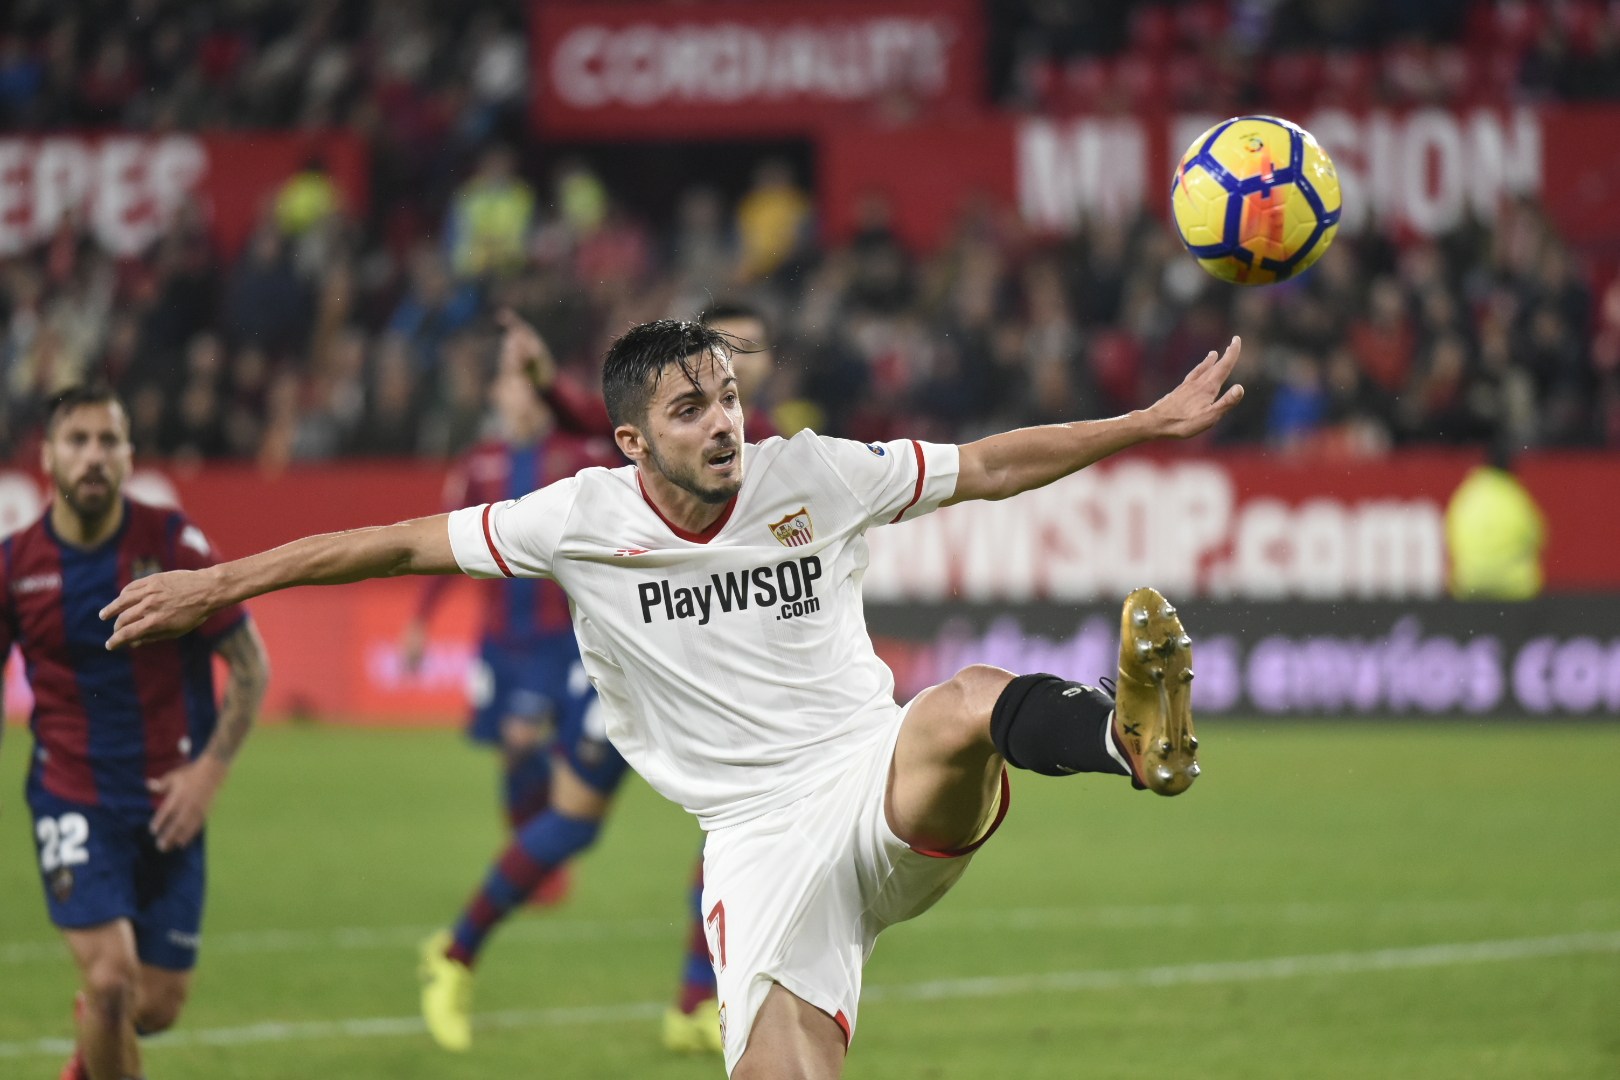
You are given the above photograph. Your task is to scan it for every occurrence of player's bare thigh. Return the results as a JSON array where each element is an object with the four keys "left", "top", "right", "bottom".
[
  {"left": 885, "top": 664, "right": 1014, "bottom": 853},
  {"left": 732, "top": 982, "right": 846, "bottom": 1080}
]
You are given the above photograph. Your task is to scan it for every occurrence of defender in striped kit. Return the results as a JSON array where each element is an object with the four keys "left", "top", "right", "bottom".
[{"left": 7, "top": 385, "right": 269, "bottom": 1080}]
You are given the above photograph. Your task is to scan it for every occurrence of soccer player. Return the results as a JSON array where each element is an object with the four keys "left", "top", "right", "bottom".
[
  {"left": 8, "top": 385, "right": 270, "bottom": 1080},
  {"left": 400, "top": 326, "right": 621, "bottom": 879},
  {"left": 415, "top": 313, "right": 728, "bottom": 1053},
  {"left": 102, "top": 319, "right": 1238, "bottom": 1077}
]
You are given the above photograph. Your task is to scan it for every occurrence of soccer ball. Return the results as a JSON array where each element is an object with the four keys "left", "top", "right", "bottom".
[{"left": 1170, "top": 116, "right": 1341, "bottom": 287}]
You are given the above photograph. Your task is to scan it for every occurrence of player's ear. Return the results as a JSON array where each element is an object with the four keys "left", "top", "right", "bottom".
[{"left": 614, "top": 423, "right": 647, "bottom": 463}]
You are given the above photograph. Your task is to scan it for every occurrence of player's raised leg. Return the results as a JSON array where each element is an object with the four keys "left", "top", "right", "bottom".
[{"left": 889, "top": 586, "right": 1199, "bottom": 858}]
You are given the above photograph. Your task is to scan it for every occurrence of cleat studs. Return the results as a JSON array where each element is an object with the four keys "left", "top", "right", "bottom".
[
  {"left": 1132, "top": 608, "right": 1149, "bottom": 627},
  {"left": 1160, "top": 602, "right": 1177, "bottom": 617},
  {"left": 1178, "top": 634, "right": 1192, "bottom": 649},
  {"left": 1180, "top": 669, "right": 1195, "bottom": 682},
  {"left": 1188, "top": 763, "right": 1201, "bottom": 778},
  {"left": 1136, "top": 640, "right": 1152, "bottom": 660},
  {"left": 1156, "top": 766, "right": 1173, "bottom": 782},
  {"left": 1188, "top": 735, "right": 1199, "bottom": 751},
  {"left": 1159, "top": 739, "right": 1172, "bottom": 755}
]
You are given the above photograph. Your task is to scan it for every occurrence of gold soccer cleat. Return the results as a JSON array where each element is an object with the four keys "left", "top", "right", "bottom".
[{"left": 1113, "top": 587, "right": 1199, "bottom": 796}]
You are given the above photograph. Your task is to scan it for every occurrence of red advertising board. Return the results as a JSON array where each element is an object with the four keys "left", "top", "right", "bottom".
[
  {"left": 821, "top": 105, "right": 1620, "bottom": 253},
  {"left": 0, "top": 451, "right": 1613, "bottom": 724},
  {"left": 0, "top": 130, "right": 368, "bottom": 260},
  {"left": 529, "top": 0, "right": 984, "bottom": 138}
]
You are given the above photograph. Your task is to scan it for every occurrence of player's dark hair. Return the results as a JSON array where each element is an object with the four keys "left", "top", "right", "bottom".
[
  {"left": 45, "top": 383, "right": 125, "bottom": 436},
  {"left": 602, "top": 319, "right": 733, "bottom": 429}
]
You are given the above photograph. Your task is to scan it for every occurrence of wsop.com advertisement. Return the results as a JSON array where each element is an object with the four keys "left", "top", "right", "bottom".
[{"left": 0, "top": 450, "right": 1615, "bottom": 722}]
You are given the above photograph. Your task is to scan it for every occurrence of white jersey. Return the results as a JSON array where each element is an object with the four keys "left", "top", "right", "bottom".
[{"left": 446, "top": 430, "right": 959, "bottom": 829}]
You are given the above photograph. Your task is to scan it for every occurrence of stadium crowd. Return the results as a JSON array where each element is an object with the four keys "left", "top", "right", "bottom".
[{"left": 0, "top": 0, "right": 1617, "bottom": 465}]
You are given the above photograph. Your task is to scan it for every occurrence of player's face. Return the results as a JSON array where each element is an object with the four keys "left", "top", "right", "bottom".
[
  {"left": 637, "top": 350, "right": 745, "bottom": 505},
  {"left": 43, "top": 403, "right": 131, "bottom": 520}
]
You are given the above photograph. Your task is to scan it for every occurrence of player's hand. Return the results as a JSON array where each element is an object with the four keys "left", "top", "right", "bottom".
[
  {"left": 100, "top": 569, "right": 216, "bottom": 650},
  {"left": 497, "top": 308, "right": 557, "bottom": 391},
  {"left": 148, "top": 755, "right": 228, "bottom": 852},
  {"left": 400, "top": 618, "right": 428, "bottom": 674},
  {"left": 1144, "top": 335, "right": 1245, "bottom": 439}
]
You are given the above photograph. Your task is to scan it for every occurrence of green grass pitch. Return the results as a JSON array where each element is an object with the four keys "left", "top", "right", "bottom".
[{"left": 3, "top": 719, "right": 1619, "bottom": 1079}]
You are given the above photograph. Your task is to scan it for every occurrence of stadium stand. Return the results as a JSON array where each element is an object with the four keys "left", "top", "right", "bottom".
[{"left": 0, "top": 0, "right": 1616, "bottom": 469}]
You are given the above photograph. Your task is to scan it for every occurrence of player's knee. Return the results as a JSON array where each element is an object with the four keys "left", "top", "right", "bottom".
[
  {"left": 83, "top": 956, "right": 139, "bottom": 1013},
  {"left": 934, "top": 665, "right": 1016, "bottom": 749}
]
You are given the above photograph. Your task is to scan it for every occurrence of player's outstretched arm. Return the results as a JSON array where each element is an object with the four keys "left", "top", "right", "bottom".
[
  {"left": 101, "top": 514, "right": 459, "bottom": 650},
  {"left": 946, "top": 336, "right": 1244, "bottom": 506}
]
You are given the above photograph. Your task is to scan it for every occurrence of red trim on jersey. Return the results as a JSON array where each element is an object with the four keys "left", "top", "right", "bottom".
[
  {"left": 909, "top": 767, "right": 1011, "bottom": 859},
  {"left": 127, "top": 515, "right": 190, "bottom": 795},
  {"left": 481, "top": 504, "right": 514, "bottom": 578},
  {"left": 637, "top": 471, "right": 736, "bottom": 544},
  {"left": 833, "top": 1010, "right": 852, "bottom": 1046},
  {"left": 889, "top": 440, "right": 927, "bottom": 525}
]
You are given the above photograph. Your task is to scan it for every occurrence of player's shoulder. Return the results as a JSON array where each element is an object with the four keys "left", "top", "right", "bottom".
[
  {"left": 761, "top": 428, "right": 902, "bottom": 472},
  {"left": 0, "top": 511, "right": 49, "bottom": 581}
]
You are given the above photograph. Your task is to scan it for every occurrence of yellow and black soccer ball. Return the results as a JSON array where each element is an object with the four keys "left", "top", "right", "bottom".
[{"left": 1170, "top": 115, "right": 1342, "bottom": 287}]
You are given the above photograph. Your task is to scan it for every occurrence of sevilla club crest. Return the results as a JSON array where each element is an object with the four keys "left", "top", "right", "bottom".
[{"left": 768, "top": 508, "right": 814, "bottom": 548}]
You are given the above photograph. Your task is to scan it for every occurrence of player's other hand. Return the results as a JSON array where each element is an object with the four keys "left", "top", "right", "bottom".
[
  {"left": 1144, "top": 336, "right": 1245, "bottom": 439},
  {"left": 100, "top": 569, "right": 214, "bottom": 650},
  {"left": 148, "top": 755, "right": 227, "bottom": 851},
  {"left": 497, "top": 308, "right": 557, "bottom": 391}
]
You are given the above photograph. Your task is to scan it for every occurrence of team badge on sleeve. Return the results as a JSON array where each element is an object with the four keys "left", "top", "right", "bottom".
[{"left": 768, "top": 508, "right": 814, "bottom": 548}]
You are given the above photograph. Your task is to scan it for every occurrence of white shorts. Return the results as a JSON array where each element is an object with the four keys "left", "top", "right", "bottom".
[{"left": 699, "top": 699, "right": 1010, "bottom": 1074}]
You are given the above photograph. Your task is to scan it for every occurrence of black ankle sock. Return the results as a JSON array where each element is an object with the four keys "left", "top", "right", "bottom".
[{"left": 989, "top": 674, "right": 1130, "bottom": 778}]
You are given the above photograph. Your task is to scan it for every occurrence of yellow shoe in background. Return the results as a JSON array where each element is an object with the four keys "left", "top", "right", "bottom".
[
  {"left": 418, "top": 930, "right": 473, "bottom": 1051},
  {"left": 662, "top": 999, "right": 723, "bottom": 1055}
]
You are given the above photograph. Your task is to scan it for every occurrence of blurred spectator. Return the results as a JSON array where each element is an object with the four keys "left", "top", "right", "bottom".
[
  {"left": 1267, "top": 350, "right": 1330, "bottom": 445},
  {"left": 446, "top": 144, "right": 534, "bottom": 280},
  {"left": 1445, "top": 456, "right": 1546, "bottom": 600},
  {"left": 276, "top": 158, "right": 342, "bottom": 240},
  {"left": 735, "top": 160, "right": 812, "bottom": 284},
  {"left": 224, "top": 224, "right": 314, "bottom": 358},
  {"left": 387, "top": 245, "right": 480, "bottom": 374},
  {"left": 1349, "top": 277, "right": 1415, "bottom": 396}
]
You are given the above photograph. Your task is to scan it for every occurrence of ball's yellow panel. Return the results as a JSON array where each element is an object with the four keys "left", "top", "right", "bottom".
[
  {"left": 1300, "top": 136, "right": 1341, "bottom": 213},
  {"left": 1290, "top": 221, "right": 1339, "bottom": 277},
  {"left": 1206, "top": 118, "right": 1297, "bottom": 180},
  {"left": 1172, "top": 165, "right": 1230, "bottom": 249}
]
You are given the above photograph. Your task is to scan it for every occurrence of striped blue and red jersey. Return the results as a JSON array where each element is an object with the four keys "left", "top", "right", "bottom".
[
  {"left": 2, "top": 499, "right": 246, "bottom": 813},
  {"left": 441, "top": 377, "right": 622, "bottom": 643}
]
